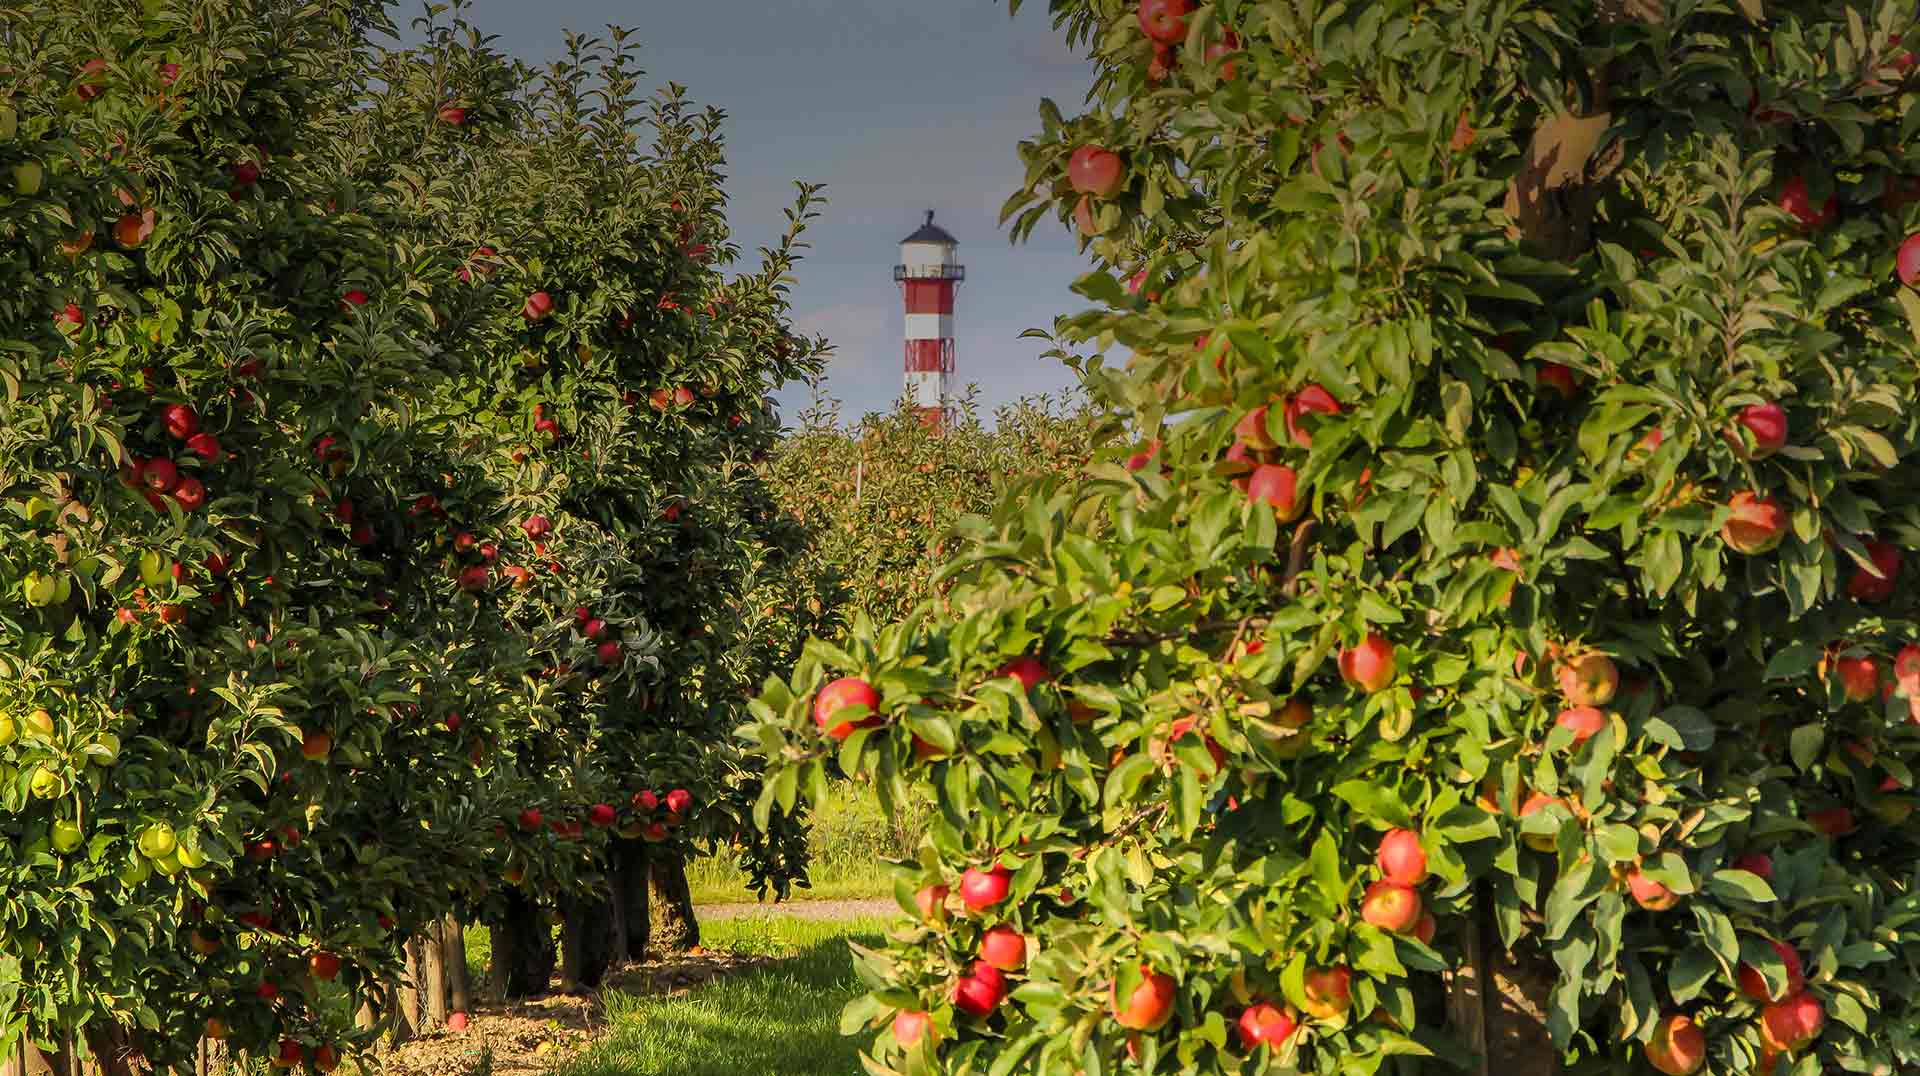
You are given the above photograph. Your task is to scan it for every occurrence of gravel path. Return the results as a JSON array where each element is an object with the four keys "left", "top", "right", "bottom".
[{"left": 698, "top": 897, "right": 897, "bottom": 921}]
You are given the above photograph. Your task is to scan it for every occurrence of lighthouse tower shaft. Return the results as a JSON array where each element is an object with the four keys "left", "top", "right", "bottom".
[{"left": 894, "top": 211, "right": 964, "bottom": 426}]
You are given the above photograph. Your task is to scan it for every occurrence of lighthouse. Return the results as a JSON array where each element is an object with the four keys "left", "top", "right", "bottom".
[{"left": 894, "top": 210, "right": 965, "bottom": 425}]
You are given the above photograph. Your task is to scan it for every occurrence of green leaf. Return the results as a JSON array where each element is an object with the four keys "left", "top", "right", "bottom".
[
  {"left": 1703, "top": 869, "right": 1777, "bottom": 903},
  {"left": 1789, "top": 724, "right": 1825, "bottom": 772}
]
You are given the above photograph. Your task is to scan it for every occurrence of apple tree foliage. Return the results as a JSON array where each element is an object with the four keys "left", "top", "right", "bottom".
[
  {"left": 773, "top": 389, "right": 1097, "bottom": 628},
  {"left": 745, "top": 0, "right": 1920, "bottom": 1074},
  {"left": 0, "top": 0, "right": 823, "bottom": 1068}
]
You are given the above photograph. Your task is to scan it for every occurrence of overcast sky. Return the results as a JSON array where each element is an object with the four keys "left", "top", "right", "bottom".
[{"left": 426, "top": 0, "right": 1097, "bottom": 426}]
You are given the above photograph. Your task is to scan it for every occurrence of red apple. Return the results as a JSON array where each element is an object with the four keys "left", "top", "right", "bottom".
[
  {"left": 1627, "top": 867, "right": 1679, "bottom": 911},
  {"left": 1644, "top": 1011, "right": 1706, "bottom": 1076},
  {"left": 951, "top": 961, "right": 1007, "bottom": 1017},
  {"left": 438, "top": 104, "right": 467, "bottom": 125},
  {"left": 137, "top": 458, "right": 180, "bottom": 494},
  {"left": 456, "top": 565, "right": 489, "bottom": 592},
  {"left": 1779, "top": 174, "right": 1837, "bottom": 229},
  {"left": 1110, "top": 965, "right": 1176, "bottom": 1031},
  {"left": 1339, "top": 633, "right": 1396, "bottom": 693},
  {"left": 1246, "top": 463, "right": 1302, "bottom": 521},
  {"left": 313, "top": 1046, "right": 338, "bottom": 1074},
  {"left": 1846, "top": 540, "right": 1901, "bottom": 603},
  {"left": 1558, "top": 652, "right": 1619, "bottom": 706},
  {"left": 1732, "top": 851, "right": 1773, "bottom": 879},
  {"left": 1555, "top": 706, "right": 1608, "bottom": 746},
  {"left": 1073, "top": 195, "right": 1097, "bottom": 237},
  {"left": 998, "top": 657, "right": 1050, "bottom": 692},
  {"left": 1360, "top": 879, "right": 1422, "bottom": 932},
  {"left": 114, "top": 209, "right": 156, "bottom": 249},
  {"left": 665, "top": 788, "right": 692, "bottom": 815},
  {"left": 1734, "top": 402, "right": 1788, "bottom": 459},
  {"left": 1237, "top": 1001, "right": 1297, "bottom": 1050},
  {"left": 522, "top": 291, "right": 554, "bottom": 321},
  {"left": 813, "top": 676, "right": 883, "bottom": 739},
  {"left": 518, "top": 808, "right": 542, "bottom": 831},
  {"left": 1834, "top": 655, "right": 1879, "bottom": 702},
  {"left": 596, "top": 641, "right": 622, "bottom": 664},
  {"left": 1758, "top": 992, "right": 1825, "bottom": 1053},
  {"left": 633, "top": 789, "right": 659, "bottom": 812},
  {"left": 1299, "top": 966, "right": 1351, "bottom": 1020},
  {"left": 1900, "top": 233, "right": 1920, "bottom": 286},
  {"left": 1376, "top": 828, "right": 1428, "bottom": 884},
  {"left": 340, "top": 289, "right": 369, "bottom": 311},
  {"left": 521, "top": 514, "right": 551, "bottom": 539},
  {"left": 1067, "top": 145, "right": 1125, "bottom": 198},
  {"left": 447, "top": 1012, "right": 469, "bottom": 1032},
  {"left": 173, "top": 477, "right": 207, "bottom": 511},
  {"left": 308, "top": 952, "right": 341, "bottom": 981},
  {"left": 162, "top": 404, "right": 199, "bottom": 439},
  {"left": 1137, "top": 0, "right": 1194, "bottom": 44},
  {"left": 185, "top": 433, "right": 223, "bottom": 461},
  {"left": 978, "top": 925, "right": 1026, "bottom": 971},
  {"left": 1722, "top": 492, "right": 1788, "bottom": 554},
  {"left": 588, "top": 803, "right": 616, "bottom": 827},
  {"left": 75, "top": 58, "right": 108, "bottom": 100},
  {"left": 1738, "top": 940, "right": 1805, "bottom": 1002},
  {"left": 1204, "top": 35, "right": 1241, "bottom": 79},
  {"left": 959, "top": 865, "right": 1012, "bottom": 913},
  {"left": 1125, "top": 440, "right": 1160, "bottom": 471},
  {"left": 1807, "top": 806, "right": 1854, "bottom": 837},
  {"left": 1234, "top": 404, "right": 1277, "bottom": 451},
  {"left": 271, "top": 1040, "right": 302, "bottom": 1069},
  {"left": 1536, "top": 362, "right": 1576, "bottom": 399},
  {"left": 915, "top": 883, "right": 949, "bottom": 922},
  {"left": 1155, "top": 715, "right": 1225, "bottom": 770},
  {"left": 1411, "top": 910, "right": 1437, "bottom": 945},
  {"left": 893, "top": 1010, "right": 932, "bottom": 1047},
  {"left": 1284, "top": 384, "right": 1341, "bottom": 448},
  {"left": 300, "top": 731, "right": 332, "bottom": 761}
]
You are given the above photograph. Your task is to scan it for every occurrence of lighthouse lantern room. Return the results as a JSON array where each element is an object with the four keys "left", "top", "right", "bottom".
[{"left": 894, "top": 210, "right": 964, "bottom": 425}]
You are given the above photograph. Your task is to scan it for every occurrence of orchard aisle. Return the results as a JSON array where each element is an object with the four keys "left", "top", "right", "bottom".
[{"left": 382, "top": 908, "right": 891, "bottom": 1076}]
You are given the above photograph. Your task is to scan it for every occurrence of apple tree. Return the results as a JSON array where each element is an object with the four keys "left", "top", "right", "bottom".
[
  {"left": 745, "top": 1, "right": 1920, "bottom": 1074},
  {"left": 773, "top": 390, "right": 1097, "bottom": 628},
  {"left": 332, "top": 3, "right": 833, "bottom": 995}
]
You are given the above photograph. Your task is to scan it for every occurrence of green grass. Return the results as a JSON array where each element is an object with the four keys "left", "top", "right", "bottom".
[
  {"left": 555, "top": 914, "right": 887, "bottom": 1076},
  {"left": 687, "top": 780, "right": 929, "bottom": 904}
]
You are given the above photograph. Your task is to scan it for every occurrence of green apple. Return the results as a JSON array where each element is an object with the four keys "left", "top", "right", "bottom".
[
  {"left": 11, "top": 161, "right": 42, "bottom": 196},
  {"left": 138, "top": 550, "right": 169, "bottom": 587},
  {"left": 118, "top": 856, "right": 151, "bottom": 886},
  {"left": 22, "top": 709, "right": 54, "bottom": 738},
  {"left": 0, "top": 103, "right": 16, "bottom": 141},
  {"left": 50, "top": 819, "right": 82, "bottom": 853},
  {"left": 21, "top": 573, "right": 56, "bottom": 606},
  {"left": 153, "top": 851, "right": 182, "bottom": 876},
  {"left": 137, "top": 822, "right": 177, "bottom": 859},
  {"left": 176, "top": 834, "right": 206, "bottom": 868},
  {"left": 29, "top": 766, "right": 60, "bottom": 798},
  {"left": 0, "top": 714, "right": 16, "bottom": 747},
  {"left": 86, "top": 732, "right": 120, "bottom": 765}
]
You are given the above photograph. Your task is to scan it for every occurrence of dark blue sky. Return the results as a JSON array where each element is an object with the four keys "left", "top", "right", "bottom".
[{"left": 436, "top": 0, "right": 1097, "bottom": 425}]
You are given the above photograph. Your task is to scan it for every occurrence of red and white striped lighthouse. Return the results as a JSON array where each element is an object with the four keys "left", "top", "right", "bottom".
[{"left": 895, "top": 210, "right": 965, "bottom": 425}]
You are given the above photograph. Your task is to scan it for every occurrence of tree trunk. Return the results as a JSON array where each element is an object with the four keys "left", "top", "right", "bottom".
[
  {"left": 647, "top": 847, "right": 700, "bottom": 954},
  {"left": 393, "top": 937, "right": 423, "bottom": 1046},
  {"left": 560, "top": 886, "right": 616, "bottom": 993},
  {"left": 444, "top": 914, "right": 471, "bottom": 1014},
  {"left": 490, "top": 889, "right": 557, "bottom": 999},
  {"left": 423, "top": 919, "right": 448, "bottom": 1030},
  {"left": 1445, "top": 886, "right": 1560, "bottom": 1076},
  {"left": 610, "top": 838, "right": 651, "bottom": 961}
]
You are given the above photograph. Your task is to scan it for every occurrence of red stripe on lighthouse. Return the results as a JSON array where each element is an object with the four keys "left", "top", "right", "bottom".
[
  {"left": 903, "top": 280, "right": 955, "bottom": 315},
  {"left": 905, "top": 340, "right": 948, "bottom": 372}
]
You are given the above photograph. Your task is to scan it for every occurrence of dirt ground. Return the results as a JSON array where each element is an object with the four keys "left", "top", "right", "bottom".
[{"left": 379, "top": 899, "right": 894, "bottom": 1076}]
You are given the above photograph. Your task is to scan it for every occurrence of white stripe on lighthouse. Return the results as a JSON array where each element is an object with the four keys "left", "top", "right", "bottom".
[
  {"left": 905, "top": 313, "right": 953, "bottom": 340},
  {"left": 905, "top": 371, "right": 946, "bottom": 409}
]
